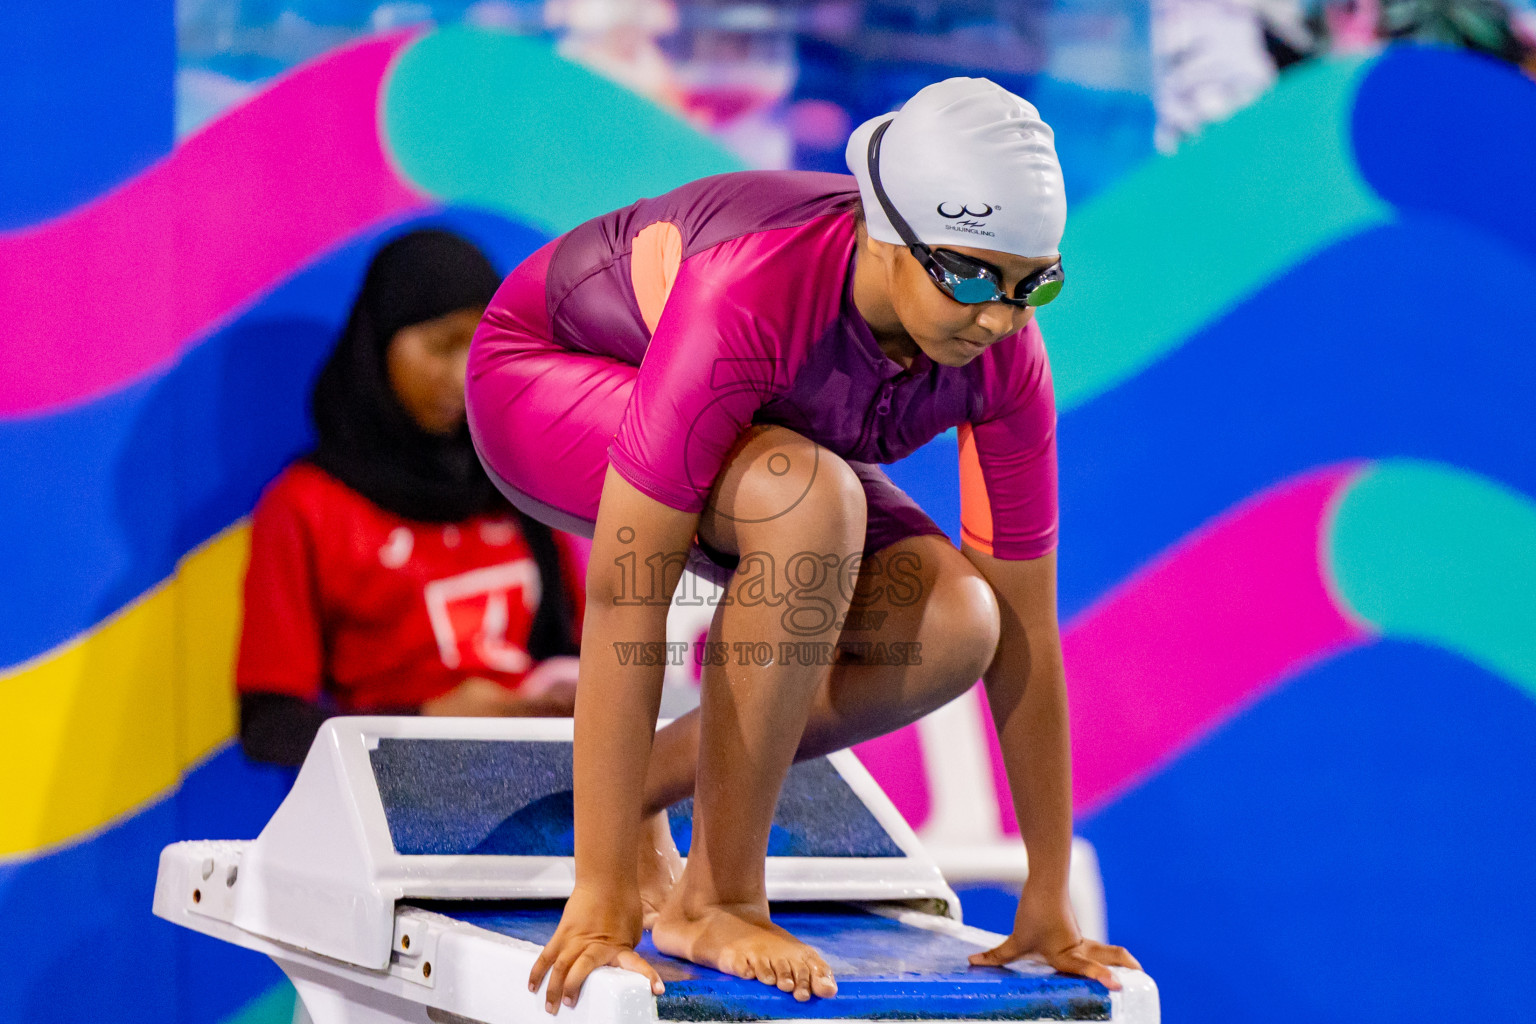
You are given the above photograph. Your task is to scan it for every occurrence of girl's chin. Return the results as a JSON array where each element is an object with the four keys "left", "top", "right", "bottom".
[{"left": 924, "top": 337, "right": 986, "bottom": 365}]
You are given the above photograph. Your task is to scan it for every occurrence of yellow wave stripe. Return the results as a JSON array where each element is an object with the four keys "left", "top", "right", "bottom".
[{"left": 1, "top": 524, "right": 250, "bottom": 859}]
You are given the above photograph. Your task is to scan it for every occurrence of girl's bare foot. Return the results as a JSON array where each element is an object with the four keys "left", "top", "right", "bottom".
[
  {"left": 652, "top": 897, "right": 837, "bottom": 1002},
  {"left": 637, "top": 812, "right": 683, "bottom": 932}
]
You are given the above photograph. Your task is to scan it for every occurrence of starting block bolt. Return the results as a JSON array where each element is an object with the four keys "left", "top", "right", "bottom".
[
  {"left": 193, "top": 889, "right": 201, "bottom": 903},
  {"left": 422, "top": 962, "right": 432, "bottom": 979},
  {"left": 226, "top": 865, "right": 238, "bottom": 887},
  {"left": 401, "top": 934, "right": 411, "bottom": 951}
]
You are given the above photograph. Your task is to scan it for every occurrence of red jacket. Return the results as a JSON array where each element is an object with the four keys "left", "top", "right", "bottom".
[{"left": 236, "top": 463, "right": 586, "bottom": 712}]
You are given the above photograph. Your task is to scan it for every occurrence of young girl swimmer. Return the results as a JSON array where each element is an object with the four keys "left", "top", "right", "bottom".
[{"left": 466, "top": 77, "right": 1141, "bottom": 1011}]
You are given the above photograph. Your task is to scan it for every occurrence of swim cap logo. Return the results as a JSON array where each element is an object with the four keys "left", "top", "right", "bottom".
[
  {"left": 937, "top": 203, "right": 997, "bottom": 238},
  {"left": 937, "top": 203, "right": 995, "bottom": 219}
]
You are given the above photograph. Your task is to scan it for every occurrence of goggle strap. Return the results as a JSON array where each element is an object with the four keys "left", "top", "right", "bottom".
[{"left": 867, "top": 120, "right": 929, "bottom": 255}]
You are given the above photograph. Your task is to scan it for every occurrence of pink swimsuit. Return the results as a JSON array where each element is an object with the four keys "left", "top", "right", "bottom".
[{"left": 467, "top": 170, "right": 1057, "bottom": 586}]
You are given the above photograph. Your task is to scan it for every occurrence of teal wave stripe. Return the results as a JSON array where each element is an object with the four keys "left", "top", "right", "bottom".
[
  {"left": 384, "top": 28, "right": 743, "bottom": 235},
  {"left": 1047, "top": 56, "right": 1394, "bottom": 411},
  {"left": 218, "top": 982, "right": 296, "bottom": 1024},
  {"left": 1327, "top": 460, "right": 1536, "bottom": 700}
]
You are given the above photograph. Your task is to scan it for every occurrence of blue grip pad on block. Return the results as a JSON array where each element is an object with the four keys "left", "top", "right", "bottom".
[
  {"left": 418, "top": 901, "right": 1111, "bottom": 1021},
  {"left": 369, "top": 739, "right": 903, "bottom": 858}
]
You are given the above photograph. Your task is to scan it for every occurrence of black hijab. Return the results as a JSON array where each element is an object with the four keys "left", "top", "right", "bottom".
[{"left": 308, "top": 228, "right": 578, "bottom": 660}]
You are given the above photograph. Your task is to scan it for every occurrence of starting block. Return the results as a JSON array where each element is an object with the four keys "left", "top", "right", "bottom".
[{"left": 154, "top": 718, "right": 1159, "bottom": 1023}]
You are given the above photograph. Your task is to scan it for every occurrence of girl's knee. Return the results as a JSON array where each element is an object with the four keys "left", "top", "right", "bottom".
[
  {"left": 707, "top": 426, "right": 866, "bottom": 552},
  {"left": 930, "top": 571, "right": 1002, "bottom": 682}
]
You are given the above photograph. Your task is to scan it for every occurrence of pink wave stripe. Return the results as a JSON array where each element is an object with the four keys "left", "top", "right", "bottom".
[
  {"left": 978, "top": 686, "right": 1020, "bottom": 836},
  {"left": 854, "top": 726, "right": 932, "bottom": 829},
  {"left": 1064, "top": 464, "right": 1376, "bottom": 816},
  {"left": 0, "top": 32, "right": 428, "bottom": 417}
]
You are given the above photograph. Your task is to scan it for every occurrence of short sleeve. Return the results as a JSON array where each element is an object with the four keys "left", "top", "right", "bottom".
[
  {"left": 958, "top": 323, "right": 1059, "bottom": 559},
  {"left": 236, "top": 474, "right": 326, "bottom": 701},
  {"left": 607, "top": 227, "right": 835, "bottom": 512}
]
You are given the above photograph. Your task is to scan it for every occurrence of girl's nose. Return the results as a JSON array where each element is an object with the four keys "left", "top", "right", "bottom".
[{"left": 974, "top": 303, "right": 1018, "bottom": 339}]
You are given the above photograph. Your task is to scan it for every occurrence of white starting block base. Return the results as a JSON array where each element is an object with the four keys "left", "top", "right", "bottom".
[{"left": 154, "top": 718, "right": 1158, "bottom": 1024}]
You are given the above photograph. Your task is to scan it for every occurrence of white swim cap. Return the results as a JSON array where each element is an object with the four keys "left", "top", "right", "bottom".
[{"left": 846, "top": 78, "right": 1067, "bottom": 259}]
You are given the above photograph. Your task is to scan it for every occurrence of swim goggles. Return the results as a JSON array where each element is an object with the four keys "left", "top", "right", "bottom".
[{"left": 866, "top": 119, "right": 1065, "bottom": 308}]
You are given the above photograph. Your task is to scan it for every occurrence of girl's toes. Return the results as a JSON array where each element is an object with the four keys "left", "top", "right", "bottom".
[{"left": 810, "top": 961, "right": 838, "bottom": 999}]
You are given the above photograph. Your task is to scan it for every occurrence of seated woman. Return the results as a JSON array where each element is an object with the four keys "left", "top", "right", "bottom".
[{"left": 237, "top": 229, "right": 586, "bottom": 767}]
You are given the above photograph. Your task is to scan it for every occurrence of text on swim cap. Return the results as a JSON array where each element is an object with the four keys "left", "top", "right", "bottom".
[{"left": 938, "top": 202, "right": 998, "bottom": 238}]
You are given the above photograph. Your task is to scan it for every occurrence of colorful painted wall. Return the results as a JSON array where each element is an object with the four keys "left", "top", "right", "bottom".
[
  {"left": 2, "top": 7, "right": 1533, "bottom": 1024},
  {"left": 878, "top": 44, "right": 1536, "bottom": 1024},
  {"left": 0, "top": 18, "right": 738, "bottom": 1024}
]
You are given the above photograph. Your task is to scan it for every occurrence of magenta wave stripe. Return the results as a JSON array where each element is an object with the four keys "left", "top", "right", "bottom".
[
  {"left": 855, "top": 467, "right": 1376, "bottom": 834},
  {"left": 853, "top": 726, "right": 932, "bottom": 828},
  {"left": 1063, "top": 463, "right": 1377, "bottom": 816},
  {"left": 0, "top": 32, "right": 428, "bottom": 417}
]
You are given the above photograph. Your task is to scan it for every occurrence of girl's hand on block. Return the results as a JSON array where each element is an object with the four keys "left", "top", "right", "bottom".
[
  {"left": 529, "top": 886, "right": 665, "bottom": 1013},
  {"left": 967, "top": 889, "right": 1140, "bottom": 991}
]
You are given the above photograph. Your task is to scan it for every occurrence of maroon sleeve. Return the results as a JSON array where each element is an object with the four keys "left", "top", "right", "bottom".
[{"left": 236, "top": 471, "right": 326, "bottom": 702}]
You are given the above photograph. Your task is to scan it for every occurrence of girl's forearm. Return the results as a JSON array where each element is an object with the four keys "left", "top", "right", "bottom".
[
  {"left": 570, "top": 465, "right": 702, "bottom": 899},
  {"left": 570, "top": 599, "right": 669, "bottom": 895},
  {"left": 966, "top": 545, "right": 1075, "bottom": 902},
  {"left": 984, "top": 633, "right": 1074, "bottom": 899}
]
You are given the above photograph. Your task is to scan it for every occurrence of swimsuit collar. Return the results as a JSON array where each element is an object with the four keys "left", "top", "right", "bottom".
[{"left": 842, "top": 248, "right": 931, "bottom": 379}]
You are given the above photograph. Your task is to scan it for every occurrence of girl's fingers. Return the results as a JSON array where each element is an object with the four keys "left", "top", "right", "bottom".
[
  {"left": 529, "top": 948, "right": 555, "bottom": 993},
  {"left": 545, "top": 953, "right": 575, "bottom": 1013},
  {"left": 560, "top": 951, "right": 603, "bottom": 1006},
  {"left": 1049, "top": 951, "right": 1121, "bottom": 991},
  {"left": 970, "top": 935, "right": 1141, "bottom": 986},
  {"left": 543, "top": 944, "right": 666, "bottom": 1011},
  {"left": 967, "top": 939, "right": 1022, "bottom": 967},
  {"left": 616, "top": 949, "right": 666, "bottom": 995},
  {"left": 1085, "top": 941, "right": 1141, "bottom": 971}
]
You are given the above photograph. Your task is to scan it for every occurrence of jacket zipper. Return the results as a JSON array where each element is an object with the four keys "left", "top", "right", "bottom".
[{"left": 857, "top": 376, "right": 901, "bottom": 453}]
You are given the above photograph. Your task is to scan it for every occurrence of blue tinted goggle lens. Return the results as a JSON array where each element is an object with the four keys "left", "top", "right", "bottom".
[
  {"left": 950, "top": 276, "right": 999, "bottom": 304},
  {"left": 928, "top": 248, "right": 1064, "bottom": 308}
]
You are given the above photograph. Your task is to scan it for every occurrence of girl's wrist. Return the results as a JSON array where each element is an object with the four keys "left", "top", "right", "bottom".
[
  {"left": 1018, "top": 874, "right": 1072, "bottom": 915},
  {"left": 571, "top": 876, "right": 640, "bottom": 902}
]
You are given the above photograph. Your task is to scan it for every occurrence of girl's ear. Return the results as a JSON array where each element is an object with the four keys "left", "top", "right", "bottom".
[{"left": 865, "top": 235, "right": 902, "bottom": 272}]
